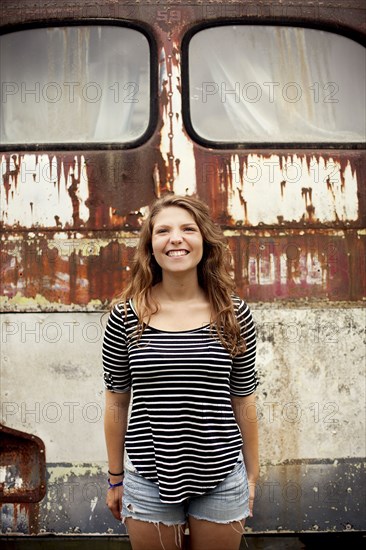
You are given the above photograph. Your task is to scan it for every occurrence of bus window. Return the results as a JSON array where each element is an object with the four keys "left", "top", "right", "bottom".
[
  {"left": 187, "top": 25, "right": 366, "bottom": 145},
  {"left": 0, "top": 25, "right": 150, "bottom": 145}
]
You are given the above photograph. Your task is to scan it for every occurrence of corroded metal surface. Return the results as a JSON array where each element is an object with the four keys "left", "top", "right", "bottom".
[
  {"left": 0, "top": 0, "right": 365, "bottom": 538},
  {"left": 0, "top": 424, "right": 46, "bottom": 504},
  {"left": 1, "top": 230, "right": 365, "bottom": 309},
  {"left": 0, "top": 424, "right": 46, "bottom": 534},
  {"left": 1, "top": 151, "right": 364, "bottom": 230},
  {"left": 195, "top": 152, "right": 365, "bottom": 229},
  {"left": 1, "top": 306, "right": 365, "bottom": 533},
  {"left": 1, "top": 0, "right": 365, "bottom": 308},
  {"left": 0, "top": 149, "right": 365, "bottom": 307}
]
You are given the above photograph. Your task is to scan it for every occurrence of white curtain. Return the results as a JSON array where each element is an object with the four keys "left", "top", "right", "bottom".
[
  {"left": 0, "top": 26, "right": 150, "bottom": 143},
  {"left": 189, "top": 26, "right": 366, "bottom": 143}
]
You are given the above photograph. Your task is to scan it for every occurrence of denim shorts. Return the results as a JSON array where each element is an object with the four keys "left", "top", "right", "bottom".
[{"left": 121, "top": 459, "right": 250, "bottom": 526}]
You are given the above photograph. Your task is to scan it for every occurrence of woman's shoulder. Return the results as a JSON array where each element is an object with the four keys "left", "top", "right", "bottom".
[
  {"left": 231, "top": 294, "right": 248, "bottom": 310},
  {"left": 108, "top": 299, "right": 134, "bottom": 321},
  {"left": 231, "top": 294, "right": 254, "bottom": 321},
  {"left": 110, "top": 300, "right": 125, "bottom": 315},
  {"left": 105, "top": 300, "right": 138, "bottom": 336}
]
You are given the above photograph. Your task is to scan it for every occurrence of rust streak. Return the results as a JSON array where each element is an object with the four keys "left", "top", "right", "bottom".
[{"left": 2, "top": 154, "right": 20, "bottom": 202}]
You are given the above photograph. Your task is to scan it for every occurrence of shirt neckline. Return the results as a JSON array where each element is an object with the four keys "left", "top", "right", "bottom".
[{"left": 128, "top": 298, "right": 211, "bottom": 334}]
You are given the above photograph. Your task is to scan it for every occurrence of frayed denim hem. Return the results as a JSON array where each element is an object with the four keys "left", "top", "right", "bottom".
[
  {"left": 123, "top": 516, "right": 186, "bottom": 550},
  {"left": 122, "top": 513, "right": 186, "bottom": 528},
  {"left": 188, "top": 512, "right": 248, "bottom": 526}
]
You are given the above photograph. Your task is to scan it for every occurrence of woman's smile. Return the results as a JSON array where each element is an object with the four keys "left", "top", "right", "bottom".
[{"left": 166, "top": 249, "right": 189, "bottom": 257}]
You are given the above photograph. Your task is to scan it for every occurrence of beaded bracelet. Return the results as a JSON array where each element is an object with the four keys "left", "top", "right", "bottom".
[{"left": 108, "top": 478, "right": 123, "bottom": 489}]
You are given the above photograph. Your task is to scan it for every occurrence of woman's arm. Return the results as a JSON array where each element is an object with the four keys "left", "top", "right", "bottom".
[
  {"left": 104, "top": 389, "right": 131, "bottom": 520},
  {"left": 231, "top": 392, "right": 259, "bottom": 517}
]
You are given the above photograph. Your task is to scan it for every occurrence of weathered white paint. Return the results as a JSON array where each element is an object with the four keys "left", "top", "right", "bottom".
[
  {"left": 0, "top": 465, "right": 23, "bottom": 492},
  {"left": 248, "top": 255, "right": 275, "bottom": 285},
  {"left": 245, "top": 250, "right": 326, "bottom": 287},
  {"left": 254, "top": 306, "right": 365, "bottom": 463},
  {"left": 0, "top": 292, "right": 104, "bottom": 311},
  {"left": 46, "top": 236, "right": 138, "bottom": 257},
  {"left": 160, "top": 46, "right": 196, "bottom": 196},
  {"left": 0, "top": 154, "right": 90, "bottom": 227},
  {"left": 1, "top": 313, "right": 105, "bottom": 462},
  {"left": 1, "top": 309, "right": 364, "bottom": 465},
  {"left": 89, "top": 496, "right": 98, "bottom": 521},
  {"left": 0, "top": 466, "right": 6, "bottom": 483},
  {"left": 46, "top": 464, "right": 103, "bottom": 485},
  {"left": 228, "top": 154, "right": 358, "bottom": 225}
]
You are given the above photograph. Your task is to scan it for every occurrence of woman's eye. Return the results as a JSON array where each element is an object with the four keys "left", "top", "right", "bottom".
[
  {"left": 156, "top": 229, "right": 167, "bottom": 234},
  {"left": 184, "top": 227, "right": 195, "bottom": 231}
]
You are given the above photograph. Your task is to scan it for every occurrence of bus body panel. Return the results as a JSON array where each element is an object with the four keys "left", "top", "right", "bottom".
[{"left": 1, "top": 0, "right": 365, "bottom": 537}]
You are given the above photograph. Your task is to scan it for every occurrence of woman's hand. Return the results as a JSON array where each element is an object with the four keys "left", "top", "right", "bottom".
[
  {"left": 248, "top": 480, "right": 256, "bottom": 517},
  {"left": 106, "top": 482, "right": 124, "bottom": 521}
]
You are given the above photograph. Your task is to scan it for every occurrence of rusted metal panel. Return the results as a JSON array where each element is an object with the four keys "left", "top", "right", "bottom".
[
  {"left": 193, "top": 151, "right": 366, "bottom": 229},
  {"left": 0, "top": 503, "right": 41, "bottom": 535},
  {"left": 252, "top": 458, "right": 365, "bottom": 533},
  {"left": 0, "top": 232, "right": 137, "bottom": 309},
  {"left": 1, "top": 230, "right": 365, "bottom": 310},
  {"left": 0, "top": 1, "right": 365, "bottom": 30},
  {"left": 0, "top": 424, "right": 46, "bottom": 504},
  {"left": 1, "top": 0, "right": 365, "bottom": 309},
  {"left": 228, "top": 231, "right": 366, "bottom": 302},
  {"left": 1, "top": 151, "right": 364, "bottom": 230},
  {"left": 0, "top": 152, "right": 158, "bottom": 231},
  {"left": 0, "top": 424, "right": 45, "bottom": 534},
  {"left": 1, "top": 152, "right": 365, "bottom": 307}
]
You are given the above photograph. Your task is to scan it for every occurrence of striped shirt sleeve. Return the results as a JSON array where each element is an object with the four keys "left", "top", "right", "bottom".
[
  {"left": 102, "top": 304, "right": 131, "bottom": 393},
  {"left": 230, "top": 299, "right": 258, "bottom": 396}
]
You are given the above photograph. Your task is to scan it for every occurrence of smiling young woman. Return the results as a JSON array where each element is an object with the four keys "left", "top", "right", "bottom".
[
  {"left": 151, "top": 205, "right": 204, "bottom": 279},
  {"left": 102, "top": 194, "right": 259, "bottom": 550}
]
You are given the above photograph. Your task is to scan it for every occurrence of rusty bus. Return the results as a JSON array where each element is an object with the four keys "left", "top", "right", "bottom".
[{"left": 0, "top": 0, "right": 365, "bottom": 545}]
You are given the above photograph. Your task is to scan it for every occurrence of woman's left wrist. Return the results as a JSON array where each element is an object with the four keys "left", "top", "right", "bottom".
[
  {"left": 107, "top": 477, "right": 124, "bottom": 489},
  {"left": 108, "top": 469, "right": 124, "bottom": 477}
]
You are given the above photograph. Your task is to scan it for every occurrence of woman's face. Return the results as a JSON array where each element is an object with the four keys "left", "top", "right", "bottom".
[{"left": 151, "top": 206, "right": 204, "bottom": 276}]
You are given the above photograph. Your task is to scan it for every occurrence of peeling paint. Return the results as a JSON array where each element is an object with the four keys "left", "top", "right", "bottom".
[
  {"left": 0, "top": 154, "right": 89, "bottom": 228},
  {"left": 160, "top": 45, "right": 196, "bottom": 196},
  {"left": 47, "top": 465, "right": 103, "bottom": 484},
  {"left": 1, "top": 229, "right": 365, "bottom": 307},
  {"left": 0, "top": 293, "right": 104, "bottom": 311},
  {"left": 227, "top": 154, "right": 358, "bottom": 225},
  {"left": 89, "top": 496, "right": 98, "bottom": 521}
]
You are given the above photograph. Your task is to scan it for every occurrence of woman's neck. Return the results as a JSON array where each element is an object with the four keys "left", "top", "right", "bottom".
[
  {"left": 147, "top": 277, "right": 211, "bottom": 331},
  {"left": 153, "top": 274, "right": 207, "bottom": 304}
]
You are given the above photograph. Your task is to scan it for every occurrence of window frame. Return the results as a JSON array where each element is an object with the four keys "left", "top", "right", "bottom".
[
  {"left": 0, "top": 19, "right": 158, "bottom": 151},
  {"left": 181, "top": 19, "right": 366, "bottom": 150}
]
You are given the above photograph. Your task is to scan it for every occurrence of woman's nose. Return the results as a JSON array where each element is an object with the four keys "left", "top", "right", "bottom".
[{"left": 170, "top": 231, "right": 183, "bottom": 243}]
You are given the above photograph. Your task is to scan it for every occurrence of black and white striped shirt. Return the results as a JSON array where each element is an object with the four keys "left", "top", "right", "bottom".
[{"left": 102, "top": 296, "right": 258, "bottom": 504}]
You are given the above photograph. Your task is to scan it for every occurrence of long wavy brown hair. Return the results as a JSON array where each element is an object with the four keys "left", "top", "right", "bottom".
[{"left": 111, "top": 194, "right": 246, "bottom": 356}]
